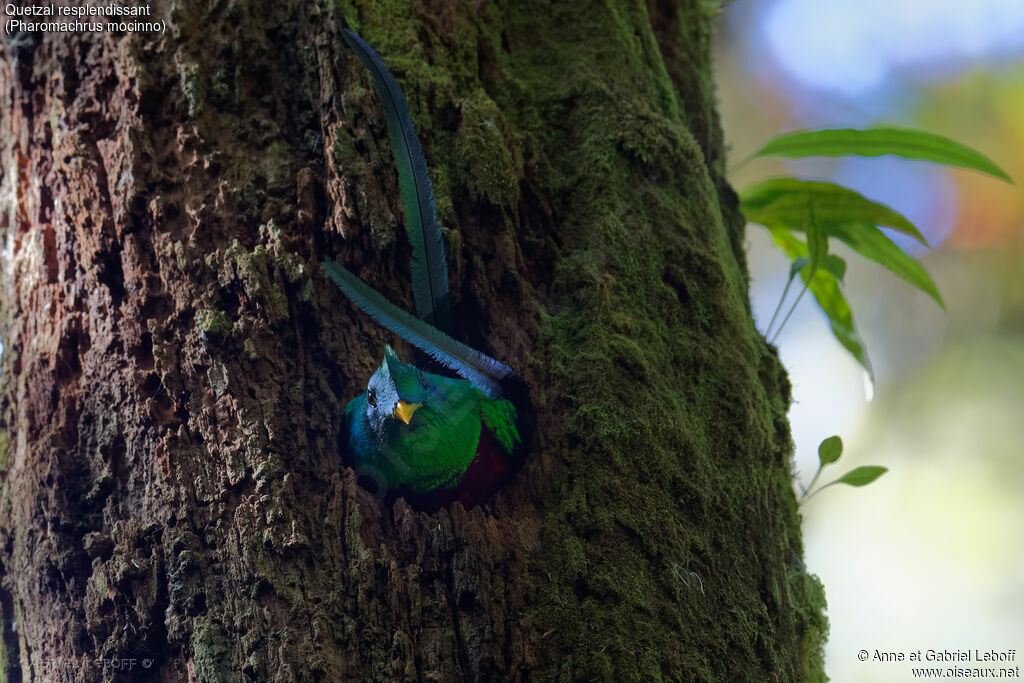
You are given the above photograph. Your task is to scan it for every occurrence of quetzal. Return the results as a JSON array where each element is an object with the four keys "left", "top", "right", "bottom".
[{"left": 322, "top": 30, "right": 529, "bottom": 510}]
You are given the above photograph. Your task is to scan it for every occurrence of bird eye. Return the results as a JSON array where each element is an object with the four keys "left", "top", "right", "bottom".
[{"left": 367, "top": 389, "right": 376, "bottom": 407}]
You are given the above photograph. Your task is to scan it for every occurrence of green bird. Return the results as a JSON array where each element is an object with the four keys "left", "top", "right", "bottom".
[
  {"left": 325, "top": 30, "right": 530, "bottom": 510},
  {"left": 343, "top": 345, "right": 523, "bottom": 510}
]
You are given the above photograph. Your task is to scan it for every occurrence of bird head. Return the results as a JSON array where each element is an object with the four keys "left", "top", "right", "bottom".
[{"left": 363, "top": 345, "right": 434, "bottom": 434}]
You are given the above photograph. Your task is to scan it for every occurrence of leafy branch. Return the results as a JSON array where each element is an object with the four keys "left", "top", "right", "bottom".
[
  {"left": 737, "top": 127, "right": 1010, "bottom": 503},
  {"left": 799, "top": 436, "right": 887, "bottom": 504},
  {"left": 738, "top": 127, "right": 1010, "bottom": 381}
]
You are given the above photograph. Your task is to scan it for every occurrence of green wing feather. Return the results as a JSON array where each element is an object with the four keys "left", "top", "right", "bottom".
[
  {"left": 342, "top": 29, "right": 453, "bottom": 333},
  {"left": 480, "top": 397, "right": 520, "bottom": 454},
  {"left": 323, "top": 259, "right": 512, "bottom": 398}
]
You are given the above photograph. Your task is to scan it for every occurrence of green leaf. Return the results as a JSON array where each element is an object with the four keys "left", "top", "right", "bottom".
[
  {"left": 752, "top": 127, "right": 1011, "bottom": 181},
  {"left": 818, "top": 436, "right": 843, "bottom": 466},
  {"left": 832, "top": 466, "right": 888, "bottom": 487},
  {"left": 769, "top": 228, "right": 873, "bottom": 379},
  {"left": 828, "top": 222, "right": 944, "bottom": 307},
  {"left": 805, "top": 269, "right": 872, "bottom": 379},
  {"left": 741, "top": 178, "right": 927, "bottom": 244},
  {"left": 806, "top": 218, "right": 827, "bottom": 276},
  {"left": 742, "top": 178, "right": 944, "bottom": 307},
  {"left": 821, "top": 254, "right": 846, "bottom": 281}
]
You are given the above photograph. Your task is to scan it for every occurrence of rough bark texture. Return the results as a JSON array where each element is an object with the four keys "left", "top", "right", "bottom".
[{"left": 0, "top": 0, "right": 827, "bottom": 680}]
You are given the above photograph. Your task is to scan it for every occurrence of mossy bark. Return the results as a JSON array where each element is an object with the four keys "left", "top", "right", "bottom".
[{"left": 0, "top": 0, "right": 826, "bottom": 680}]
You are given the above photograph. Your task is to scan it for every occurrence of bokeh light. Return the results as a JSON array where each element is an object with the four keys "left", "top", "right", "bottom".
[{"left": 762, "top": 0, "right": 1024, "bottom": 98}]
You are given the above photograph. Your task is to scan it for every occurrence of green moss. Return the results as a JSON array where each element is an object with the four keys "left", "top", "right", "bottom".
[
  {"left": 221, "top": 240, "right": 290, "bottom": 323},
  {"left": 607, "top": 334, "right": 650, "bottom": 382},
  {"left": 176, "top": 550, "right": 199, "bottom": 573},
  {"left": 191, "top": 617, "right": 232, "bottom": 682},
  {"left": 331, "top": 127, "right": 367, "bottom": 177},
  {"left": 795, "top": 569, "right": 830, "bottom": 682},
  {"left": 453, "top": 90, "right": 520, "bottom": 207},
  {"left": 479, "top": 2, "right": 824, "bottom": 679},
  {"left": 179, "top": 61, "right": 204, "bottom": 118},
  {"left": 196, "top": 309, "right": 232, "bottom": 337}
]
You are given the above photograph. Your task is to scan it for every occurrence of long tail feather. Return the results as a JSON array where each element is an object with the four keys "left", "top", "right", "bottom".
[
  {"left": 323, "top": 260, "right": 512, "bottom": 398},
  {"left": 342, "top": 29, "right": 453, "bottom": 333}
]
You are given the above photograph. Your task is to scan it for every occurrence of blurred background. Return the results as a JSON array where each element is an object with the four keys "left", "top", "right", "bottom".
[{"left": 714, "top": 1, "right": 1024, "bottom": 680}]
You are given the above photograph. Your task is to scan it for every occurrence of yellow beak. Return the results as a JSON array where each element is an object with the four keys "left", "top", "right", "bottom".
[{"left": 393, "top": 400, "right": 422, "bottom": 425}]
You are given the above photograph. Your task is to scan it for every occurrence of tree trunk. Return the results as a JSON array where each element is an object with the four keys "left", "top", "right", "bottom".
[{"left": 0, "top": 1, "right": 827, "bottom": 680}]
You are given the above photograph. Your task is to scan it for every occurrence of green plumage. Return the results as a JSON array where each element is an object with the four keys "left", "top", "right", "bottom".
[
  {"left": 344, "top": 346, "right": 520, "bottom": 495},
  {"left": 328, "top": 31, "right": 529, "bottom": 509},
  {"left": 480, "top": 398, "right": 519, "bottom": 454}
]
